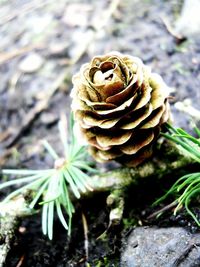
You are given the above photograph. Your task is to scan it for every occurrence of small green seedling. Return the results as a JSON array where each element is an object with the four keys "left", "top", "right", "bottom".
[{"left": 0, "top": 114, "right": 94, "bottom": 239}]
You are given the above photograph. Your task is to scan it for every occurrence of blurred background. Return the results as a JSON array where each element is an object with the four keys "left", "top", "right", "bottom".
[
  {"left": 0, "top": 0, "right": 200, "bottom": 169},
  {"left": 0, "top": 1, "right": 200, "bottom": 266}
]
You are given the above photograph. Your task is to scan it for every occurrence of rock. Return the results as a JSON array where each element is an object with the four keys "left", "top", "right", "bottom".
[
  {"left": 40, "top": 112, "right": 58, "bottom": 125},
  {"left": 48, "top": 42, "right": 70, "bottom": 58},
  {"left": 121, "top": 227, "right": 200, "bottom": 267},
  {"left": 19, "top": 53, "right": 44, "bottom": 73}
]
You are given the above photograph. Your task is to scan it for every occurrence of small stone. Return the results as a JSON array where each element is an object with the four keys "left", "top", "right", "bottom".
[
  {"left": 121, "top": 226, "right": 200, "bottom": 267},
  {"left": 40, "top": 112, "right": 58, "bottom": 125},
  {"left": 18, "top": 226, "right": 26, "bottom": 233},
  {"left": 49, "top": 43, "right": 69, "bottom": 58},
  {"left": 19, "top": 53, "right": 44, "bottom": 73}
]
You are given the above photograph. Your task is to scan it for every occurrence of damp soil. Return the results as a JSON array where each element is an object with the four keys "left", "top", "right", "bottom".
[
  {"left": 5, "top": 192, "right": 121, "bottom": 267},
  {"left": 1, "top": 0, "right": 200, "bottom": 266}
]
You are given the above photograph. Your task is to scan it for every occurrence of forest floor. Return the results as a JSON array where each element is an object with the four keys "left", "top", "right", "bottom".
[{"left": 0, "top": 0, "right": 200, "bottom": 266}]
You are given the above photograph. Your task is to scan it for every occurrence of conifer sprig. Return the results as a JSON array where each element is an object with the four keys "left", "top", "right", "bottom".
[
  {"left": 0, "top": 115, "right": 94, "bottom": 239},
  {"left": 154, "top": 123, "right": 200, "bottom": 226}
]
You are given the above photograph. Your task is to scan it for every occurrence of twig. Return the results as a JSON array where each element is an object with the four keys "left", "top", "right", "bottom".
[
  {"left": 5, "top": 72, "right": 67, "bottom": 148},
  {"left": 160, "top": 16, "right": 186, "bottom": 43},
  {"left": 5, "top": 100, "right": 47, "bottom": 148},
  {"left": 0, "top": 44, "right": 44, "bottom": 65},
  {"left": 82, "top": 212, "right": 89, "bottom": 262},
  {"left": 0, "top": 130, "right": 12, "bottom": 143},
  {"left": 147, "top": 200, "right": 178, "bottom": 220},
  {"left": 9, "top": 71, "right": 23, "bottom": 92},
  {"left": 0, "top": 0, "right": 52, "bottom": 26},
  {"left": 16, "top": 254, "right": 25, "bottom": 267}
]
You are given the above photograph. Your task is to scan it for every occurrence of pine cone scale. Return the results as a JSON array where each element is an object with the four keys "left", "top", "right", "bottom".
[
  {"left": 120, "top": 104, "right": 153, "bottom": 130},
  {"left": 120, "top": 129, "right": 155, "bottom": 155}
]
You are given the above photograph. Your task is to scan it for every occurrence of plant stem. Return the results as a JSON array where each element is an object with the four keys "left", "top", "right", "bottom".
[{"left": 90, "top": 142, "right": 194, "bottom": 192}]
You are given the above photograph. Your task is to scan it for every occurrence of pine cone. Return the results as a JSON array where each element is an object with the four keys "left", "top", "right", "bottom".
[{"left": 71, "top": 52, "right": 170, "bottom": 166}]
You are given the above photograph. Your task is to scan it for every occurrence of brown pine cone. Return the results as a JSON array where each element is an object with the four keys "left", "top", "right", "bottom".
[{"left": 71, "top": 52, "right": 170, "bottom": 166}]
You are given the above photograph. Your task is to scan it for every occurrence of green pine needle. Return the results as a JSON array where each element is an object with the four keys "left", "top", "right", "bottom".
[
  {"left": 0, "top": 114, "right": 94, "bottom": 240},
  {"left": 155, "top": 123, "right": 200, "bottom": 226}
]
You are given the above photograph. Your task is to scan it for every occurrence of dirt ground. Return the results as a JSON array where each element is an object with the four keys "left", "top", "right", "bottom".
[{"left": 0, "top": 0, "right": 200, "bottom": 266}]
